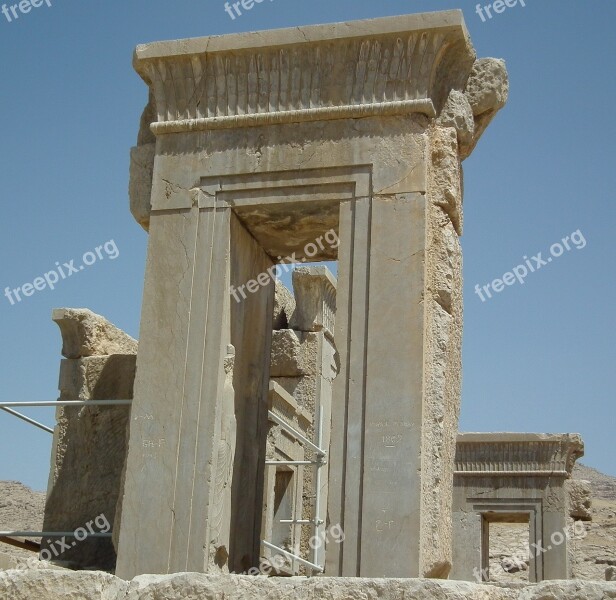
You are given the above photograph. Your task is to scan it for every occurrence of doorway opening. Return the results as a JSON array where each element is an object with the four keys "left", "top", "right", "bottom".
[{"left": 482, "top": 513, "right": 530, "bottom": 583}]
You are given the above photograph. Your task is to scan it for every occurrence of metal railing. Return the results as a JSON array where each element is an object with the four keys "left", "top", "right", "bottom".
[
  {"left": 0, "top": 400, "right": 132, "bottom": 435},
  {"left": 0, "top": 399, "right": 129, "bottom": 550}
]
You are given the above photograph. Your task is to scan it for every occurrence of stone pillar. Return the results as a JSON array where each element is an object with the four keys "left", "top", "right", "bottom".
[
  {"left": 116, "top": 205, "right": 274, "bottom": 578},
  {"left": 116, "top": 10, "right": 507, "bottom": 578}
]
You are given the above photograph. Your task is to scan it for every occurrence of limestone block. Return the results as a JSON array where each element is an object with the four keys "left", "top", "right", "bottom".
[
  {"left": 423, "top": 121, "right": 464, "bottom": 580},
  {"left": 436, "top": 89, "right": 475, "bottom": 147},
  {"left": 44, "top": 355, "right": 135, "bottom": 570},
  {"left": 464, "top": 58, "right": 509, "bottom": 117},
  {"left": 461, "top": 58, "right": 509, "bottom": 159},
  {"left": 270, "top": 330, "right": 320, "bottom": 379},
  {"left": 270, "top": 330, "right": 304, "bottom": 377},
  {"left": 52, "top": 308, "right": 137, "bottom": 359},
  {"left": 566, "top": 479, "right": 593, "bottom": 521},
  {"left": 124, "top": 574, "right": 514, "bottom": 599},
  {"left": 273, "top": 280, "right": 296, "bottom": 330},
  {"left": 129, "top": 143, "right": 155, "bottom": 232},
  {"left": 518, "top": 580, "right": 616, "bottom": 598},
  {"left": 0, "top": 570, "right": 127, "bottom": 600},
  {"left": 607, "top": 566, "right": 616, "bottom": 581}
]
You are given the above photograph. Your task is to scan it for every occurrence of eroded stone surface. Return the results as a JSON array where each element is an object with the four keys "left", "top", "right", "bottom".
[
  {"left": 129, "top": 144, "right": 155, "bottom": 232},
  {"left": 567, "top": 479, "right": 593, "bottom": 521},
  {"left": 0, "top": 569, "right": 127, "bottom": 600},
  {"left": 52, "top": 308, "right": 137, "bottom": 359},
  {"left": 436, "top": 89, "right": 475, "bottom": 147},
  {"left": 269, "top": 330, "right": 306, "bottom": 378},
  {"left": 460, "top": 58, "right": 509, "bottom": 159},
  {"left": 464, "top": 58, "right": 509, "bottom": 117},
  {"left": 1, "top": 571, "right": 616, "bottom": 600},
  {"left": 289, "top": 267, "right": 337, "bottom": 335},
  {"left": 273, "top": 280, "right": 296, "bottom": 330}
]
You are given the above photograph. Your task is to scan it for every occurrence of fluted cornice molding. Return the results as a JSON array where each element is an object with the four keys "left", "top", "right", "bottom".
[
  {"left": 455, "top": 433, "right": 584, "bottom": 477},
  {"left": 133, "top": 11, "right": 476, "bottom": 134}
]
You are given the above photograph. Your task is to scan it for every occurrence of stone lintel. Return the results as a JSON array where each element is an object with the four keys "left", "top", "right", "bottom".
[
  {"left": 132, "top": 11, "right": 476, "bottom": 134},
  {"left": 135, "top": 11, "right": 470, "bottom": 60}
]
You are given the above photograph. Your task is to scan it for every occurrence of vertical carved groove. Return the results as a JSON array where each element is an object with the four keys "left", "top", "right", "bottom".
[{"left": 139, "top": 30, "right": 469, "bottom": 127}]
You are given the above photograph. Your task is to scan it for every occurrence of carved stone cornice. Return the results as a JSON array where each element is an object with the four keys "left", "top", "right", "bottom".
[
  {"left": 133, "top": 11, "right": 476, "bottom": 134},
  {"left": 455, "top": 433, "right": 584, "bottom": 478}
]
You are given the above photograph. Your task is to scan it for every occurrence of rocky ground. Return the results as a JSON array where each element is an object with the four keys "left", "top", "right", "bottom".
[
  {"left": 0, "top": 481, "right": 45, "bottom": 565},
  {"left": 488, "top": 463, "right": 616, "bottom": 583}
]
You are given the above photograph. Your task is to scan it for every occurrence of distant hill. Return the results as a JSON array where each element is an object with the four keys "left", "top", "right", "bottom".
[
  {"left": 574, "top": 463, "right": 616, "bottom": 502},
  {"left": 0, "top": 480, "right": 45, "bottom": 564}
]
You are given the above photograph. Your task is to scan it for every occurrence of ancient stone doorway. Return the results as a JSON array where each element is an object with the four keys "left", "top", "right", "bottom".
[{"left": 482, "top": 512, "right": 533, "bottom": 583}]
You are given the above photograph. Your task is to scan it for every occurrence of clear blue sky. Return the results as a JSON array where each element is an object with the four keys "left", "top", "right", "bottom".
[{"left": 1, "top": 0, "right": 614, "bottom": 492}]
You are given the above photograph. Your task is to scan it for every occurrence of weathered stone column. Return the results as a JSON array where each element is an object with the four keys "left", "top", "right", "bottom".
[{"left": 116, "top": 10, "right": 507, "bottom": 578}]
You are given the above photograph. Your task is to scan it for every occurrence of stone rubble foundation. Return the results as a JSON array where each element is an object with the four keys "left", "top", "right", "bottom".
[{"left": 1, "top": 572, "right": 616, "bottom": 600}]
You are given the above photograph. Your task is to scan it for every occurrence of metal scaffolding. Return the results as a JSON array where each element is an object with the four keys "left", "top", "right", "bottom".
[{"left": 261, "top": 409, "right": 327, "bottom": 575}]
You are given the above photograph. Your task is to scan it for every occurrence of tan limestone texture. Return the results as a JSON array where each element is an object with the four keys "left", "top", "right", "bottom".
[
  {"left": 2, "top": 571, "right": 616, "bottom": 600},
  {"left": 52, "top": 308, "right": 137, "bottom": 359},
  {"left": 420, "top": 123, "right": 465, "bottom": 578},
  {"left": 273, "top": 280, "right": 296, "bottom": 331},
  {"left": 43, "top": 309, "right": 137, "bottom": 570}
]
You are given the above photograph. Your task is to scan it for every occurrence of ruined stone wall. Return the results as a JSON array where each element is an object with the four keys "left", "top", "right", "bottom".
[{"left": 43, "top": 309, "right": 137, "bottom": 570}]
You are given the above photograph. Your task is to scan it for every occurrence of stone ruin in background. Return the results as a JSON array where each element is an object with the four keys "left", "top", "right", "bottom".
[{"left": 35, "top": 8, "right": 595, "bottom": 584}]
